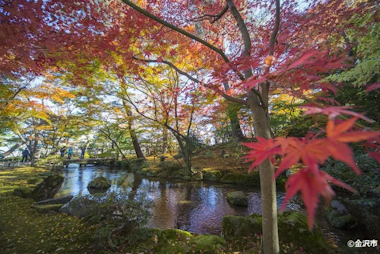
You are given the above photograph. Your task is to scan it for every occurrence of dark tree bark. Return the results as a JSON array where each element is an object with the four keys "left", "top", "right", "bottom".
[
  {"left": 227, "top": 103, "right": 245, "bottom": 142},
  {"left": 126, "top": 108, "right": 145, "bottom": 159}
]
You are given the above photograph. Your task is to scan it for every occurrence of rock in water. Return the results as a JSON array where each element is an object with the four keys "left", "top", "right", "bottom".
[
  {"left": 31, "top": 174, "right": 64, "bottom": 201},
  {"left": 87, "top": 176, "right": 111, "bottom": 191},
  {"left": 227, "top": 191, "right": 248, "bottom": 206}
]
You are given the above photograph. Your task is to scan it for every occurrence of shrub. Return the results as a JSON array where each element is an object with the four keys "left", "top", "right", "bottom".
[{"left": 83, "top": 191, "right": 153, "bottom": 251}]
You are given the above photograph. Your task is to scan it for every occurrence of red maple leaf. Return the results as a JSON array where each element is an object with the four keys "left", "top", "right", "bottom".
[
  {"left": 242, "top": 137, "right": 280, "bottom": 171},
  {"left": 281, "top": 167, "right": 356, "bottom": 229}
]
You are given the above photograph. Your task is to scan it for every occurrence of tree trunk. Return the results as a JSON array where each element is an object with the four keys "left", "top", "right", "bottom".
[
  {"left": 247, "top": 90, "right": 279, "bottom": 254},
  {"left": 162, "top": 127, "right": 168, "bottom": 154},
  {"left": 126, "top": 108, "right": 145, "bottom": 159},
  {"left": 173, "top": 133, "right": 192, "bottom": 175},
  {"left": 228, "top": 104, "right": 245, "bottom": 142}
]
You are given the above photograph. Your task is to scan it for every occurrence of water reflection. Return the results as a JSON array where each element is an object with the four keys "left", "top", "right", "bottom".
[{"left": 56, "top": 164, "right": 301, "bottom": 235}]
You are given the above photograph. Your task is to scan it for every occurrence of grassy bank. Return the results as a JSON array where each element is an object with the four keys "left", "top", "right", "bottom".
[{"left": 0, "top": 167, "right": 105, "bottom": 254}]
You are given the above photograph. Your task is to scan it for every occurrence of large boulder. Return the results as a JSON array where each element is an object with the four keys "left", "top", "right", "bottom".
[
  {"left": 31, "top": 174, "right": 64, "bottom": 201},
  {"left": 227, "top": 191, "right": 248, "bottom": 206},
  {"left": 87, "top": 176, "right": 111, "bottom": 191},
  {"left": 222, "top": 211, "right": 330, "bottom": 253},
  {"left": 59, "top": 196, "right": 98, "bottom": 218},
  {"left": 35, "top": 195, "right": 74, "bottom": 205}
]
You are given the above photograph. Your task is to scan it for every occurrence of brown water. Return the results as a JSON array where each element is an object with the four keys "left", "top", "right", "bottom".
[{"left": 55, "top": 164, "right": 302, "bottom": 235}]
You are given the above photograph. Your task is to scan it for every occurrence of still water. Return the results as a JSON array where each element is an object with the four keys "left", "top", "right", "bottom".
[{"left": 56, "top": 164, "right": 301, "bottom": 235}]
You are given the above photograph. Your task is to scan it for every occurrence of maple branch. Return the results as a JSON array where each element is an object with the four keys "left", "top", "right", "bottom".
[
  {"left": 132, "top": 56, "right": 248, "bottom": 105},
  {"left": 189, "top": 5, "right": 228, "bottom": 24},
  {"left": 227, "top": 0, "right": 253, "bottom": 80},
  {"left": 0, "top": 77, "right": 35, "bottom": 111},
  {"left": 121, "top": 0, "right": 230, "bottom": 63},
  {"left": 262, "top": 0, "right": 281, "bottom": 109},
  {"left": 269, "top": 0, "right": 281, "bottom": 56}
]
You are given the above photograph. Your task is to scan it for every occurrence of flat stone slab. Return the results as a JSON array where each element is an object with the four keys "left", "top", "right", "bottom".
[{"left": 36, "top": 195, "right": 74, "bottom": 205}]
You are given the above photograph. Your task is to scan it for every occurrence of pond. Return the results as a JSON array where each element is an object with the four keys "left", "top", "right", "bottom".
[{"left": 56, "top": 164, "right": 302, "bottom": 235}]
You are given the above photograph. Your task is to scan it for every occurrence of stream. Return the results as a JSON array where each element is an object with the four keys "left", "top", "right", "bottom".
[{"left": 55, "top": 164, "right": 302, "bottom": 235}]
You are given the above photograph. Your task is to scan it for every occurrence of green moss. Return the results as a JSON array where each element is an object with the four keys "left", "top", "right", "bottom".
[
  {"left": 13, "top": 186, "right": 34, "bottom": 198},
  {"left": 191, "top": 234, "right": 226, "bottom": 251},
  {"left": 326, "top": 207, "right": 356, "bottom": 229},
  {"left": 222, "top": 212, "right": 331, "bottom": 254},
  {"left": 27, "top": 178, "right": 43, "bottom": 184},
  {"left": 133, "top": 229, "right": 228, "bottom": 254},
  {"left": 87, "top": 176, "right": 111, "bottom": 189},
  {"left": 203, "top": 170, "right": 223, "bottom": 181},
  {"left": 0, "top": 167, "right": 106, "bottom": 253},
  {"left": 158, "top": 161, "right": 182, "bottom": 171},
  {"left": 220, "top": 172, "right": 260, "bottom": 187}
]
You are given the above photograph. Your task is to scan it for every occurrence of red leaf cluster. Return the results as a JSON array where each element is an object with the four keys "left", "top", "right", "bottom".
[{"left": 243, "top": 117, "right": 380, "bottom": 229}]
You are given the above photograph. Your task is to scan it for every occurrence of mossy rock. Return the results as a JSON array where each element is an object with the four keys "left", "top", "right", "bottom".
[
  {"left": 222, "top": 214, "right": 261, "bottom": 241},
  {"left": 190, "top": 235, "right": 226, "bottom": 251},
  {"left": 87, "top": 176, "right": 111, "bottom": 190},
  {"left": 31, "top": 174, "right": 64, "bottom": 201},
  {"left": 203, "top": 170, "right": 223, "bottom": 181},
  {"left": 222, "top": 212, "right": 330, "bottom": 254},
  {"left": 227, "top": 191, "right": 248, "bottom": 206},
  {"left": 326, "top": 206, "right": 356, "bottom": 229},
  {"left": 191, "top": 171, "right": 203, "bottom": 181},
  {"left": 13, "top": 186, "right": 33, "bottom": 198},
  {"left": 158, "top": 161, "right": 182, "bottom": 171},
  {"left": 32, "top": 204, "right": 63, "bottom": 213},
  {"left": 136, "top": 229, "right": 226, "bottom": 254},
  {"left": 27, "top": 178, "right": 43, "bottom": 185},
  {"left": 159, "top": 229, "right": 193, "bottom": 242},
  {"left": 220, "top": 172, "right": 260, "bottom": 187}
]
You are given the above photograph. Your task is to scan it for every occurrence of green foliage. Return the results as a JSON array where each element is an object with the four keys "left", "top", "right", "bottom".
[
  {"left": 328, "top": 22, "right": 380, "bottom": 87},
  {"left": 186, "top": 132, "right": 206, "bottom": 154},
  {"left": 322, "top": 151, "right": 380, "bottom": 196},
  {"left": 35, "top": 155, "right": 65, "bottom": 168},
  {"left": 328, "top": 84, "right": 380, "bottom": 126}
]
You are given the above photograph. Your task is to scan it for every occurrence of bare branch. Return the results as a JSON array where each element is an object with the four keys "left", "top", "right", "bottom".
[
  {"left": 132, "top": 56, "right": 248, "bottom": 105},
  {"left": 189, "top": 5, "right": 228, "bottom": 24},
  {"left": 269, "top": 0, "right": 281, "bottom": 55},
  {"left": 227, "top": 0, "right": 253, "bottom": 79},
  {"left": 121, "top": 0, "right": 230, "bottom": 63}
]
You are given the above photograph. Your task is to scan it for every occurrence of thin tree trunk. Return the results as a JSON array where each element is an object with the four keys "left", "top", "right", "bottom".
[
  {"left": 173, "top": 133, "right": 192, "bottom": 175},
  {"left": 247, "top": 90, "right": 279, "bottom": 254},
  {"left": 228, "top": 104, "right": 245, "bottom": 142},
  {"left": 125, "top": 105, "right": 145, "bottom": 159}
]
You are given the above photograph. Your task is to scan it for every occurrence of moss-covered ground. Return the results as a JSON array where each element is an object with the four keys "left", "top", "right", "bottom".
[{"left": 0, "top": 167, "right": 104, "bottom": 254}]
